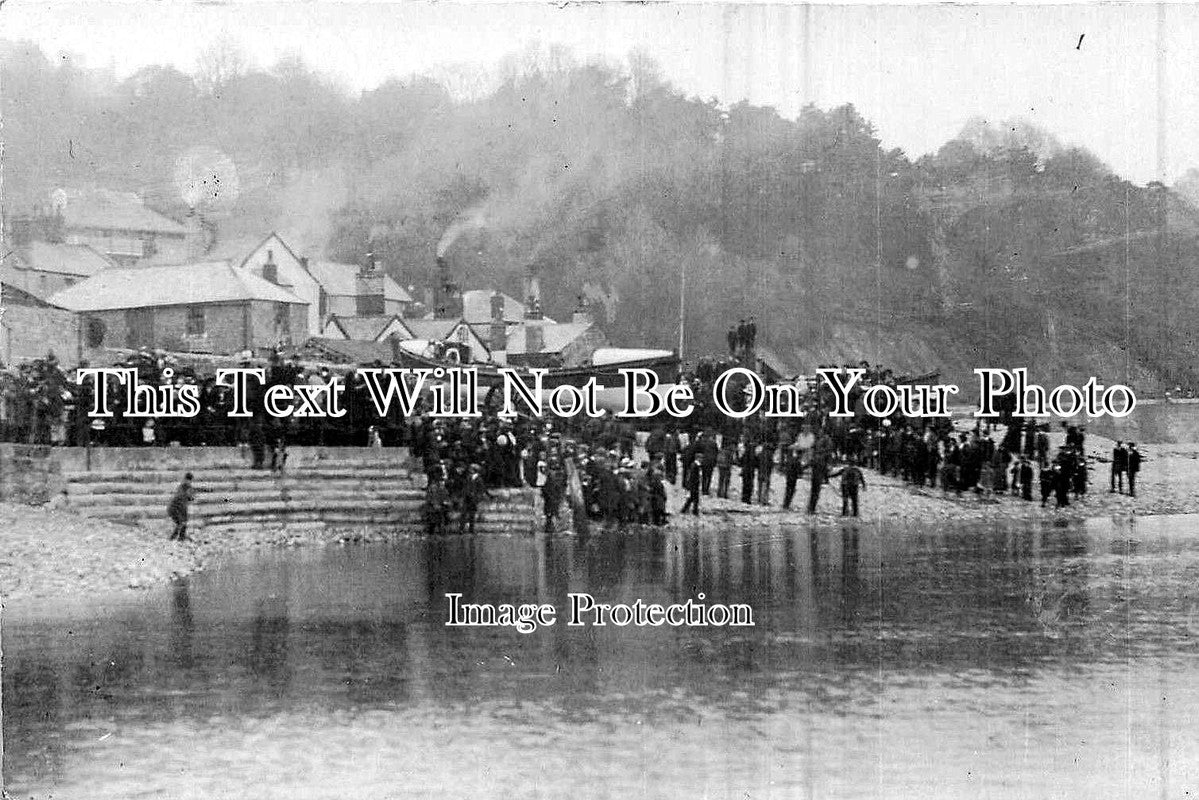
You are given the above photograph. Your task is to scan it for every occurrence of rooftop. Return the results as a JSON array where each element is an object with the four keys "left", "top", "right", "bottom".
[
  {"left": 14, "top": 242, "right": 115, "bottom": 277},
  {"left": 458, "top": 289, "right": 558, "bottom": 325},
  {"left": 327, "top": 315, "right": 413, "bottom": 342},
  {"left": 53, "top": 188, "right": 187, "bottom": 236},
  {"left": 505, "top": 321, "right": 594, "bottom": 355},
  {"left": 47, "top": 260, "right": 306, "bottom": 312},
  {"left": 308, "top": 261, "right": 414, "bottom": 303}
]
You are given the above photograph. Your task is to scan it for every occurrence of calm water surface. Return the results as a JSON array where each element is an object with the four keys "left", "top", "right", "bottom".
[{"left": 5, "top": 516, "right": 1199, "bottom": 799}]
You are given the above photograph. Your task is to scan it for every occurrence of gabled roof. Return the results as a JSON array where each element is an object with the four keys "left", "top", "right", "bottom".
[
  {"left": 404, "top": 318, "right": 461, "bottom": 342},
  {"left": 308, "top": 261, "right": 414, "bottom": 302},
  {"left": 47, "top": 261, "right": 306, "bottom": 312},
  {"left": 235, "top": 231, "right": 307, "bottom": 269},
  {"left": 55, "top": 188, "right": 186, "bottom": 235},
  {"left": 506, "top": 322, "right": 594, "bottom": 355},
  {"left": 326, "top": 315, "right": 413, "bottom": 342},
  {"left": 14, "top": 242, "right": 115, "bottom": 277}
]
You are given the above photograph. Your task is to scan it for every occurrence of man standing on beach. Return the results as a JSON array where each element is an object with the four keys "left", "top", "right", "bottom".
[
  {"left": 1127, "top": 444, "right": 1142, "bottom": 497},
  {"left": 834, "top": 459, "right": 867, "bottom": 517},
  {"left": 460, "top": 463, "right": 490, "bottom": 534},
  {"left": 1110, "top": 441, "right": 1128, "bottom": 493},
  {"left": 167, "top": 472, "right": 195, "bottom": 542},
  {"left": 679, "top": 458, "right": 702, "bottom": 517},
  {"left": 1019, "top": 457, "right": 1034, "bottom": 502}
]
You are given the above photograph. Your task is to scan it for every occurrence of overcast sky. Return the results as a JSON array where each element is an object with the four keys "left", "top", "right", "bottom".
[{"left": 3, "top": 1, "right": 1195, "bottom": 185}]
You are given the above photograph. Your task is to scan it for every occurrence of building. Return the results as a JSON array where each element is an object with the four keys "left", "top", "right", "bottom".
[
  {"left": 15, "top": 188, "right": 205, "bottom": 266},
  {"left": 4, "top": 242, "right": 115, "bottom": 301},
  {"left": 321, "top": 314, "right": 414, "bottom": 342},
  {"left": 504, "top": 320, "right": 609, "bottom": 368},
  {"left": 0, "top": 283, "right": 82, "bottom": 367},
  {"left": 228, "top": 233, "right": 324, "bottom": 338},
  {"left": 307, "top": 260, "right": 415, "bottom": 321},
  {"left": 47, "top": 261, "right": 307, "bottom": 355}
]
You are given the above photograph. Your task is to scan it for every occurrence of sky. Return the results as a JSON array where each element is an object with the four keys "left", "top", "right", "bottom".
[{"left": 1, "top": 1, "right": 1196, "bottom": 185}]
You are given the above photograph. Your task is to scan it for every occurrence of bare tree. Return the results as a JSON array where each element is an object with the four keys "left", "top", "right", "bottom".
[{"left": 195, "top": 34, "right": 247, "bottom": 95}]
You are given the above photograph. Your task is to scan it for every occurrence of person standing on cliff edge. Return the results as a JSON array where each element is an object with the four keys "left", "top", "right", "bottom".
[{"left": 167, "top": 472, "right": 195, "bottom": 542}]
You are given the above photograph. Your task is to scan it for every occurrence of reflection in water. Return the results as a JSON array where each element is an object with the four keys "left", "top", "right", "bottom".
[{"left": 5, "top": 516, "right": 1199, "bottom": 798}]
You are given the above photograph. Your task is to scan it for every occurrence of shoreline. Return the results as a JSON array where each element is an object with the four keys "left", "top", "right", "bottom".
[{"left": 3, "top": 433, "right": 1195, "bottom": 606}]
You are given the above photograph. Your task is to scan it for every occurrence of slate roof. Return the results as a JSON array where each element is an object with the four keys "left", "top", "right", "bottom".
[
  {"left": 47, "top": 261, "right": 305, "bottom": 312},
  {"left": 14, "top": 242, "right": 115, "bottom": 277},
  {"left": 56, "top": 189, "right": 186, "bottom": 235}
]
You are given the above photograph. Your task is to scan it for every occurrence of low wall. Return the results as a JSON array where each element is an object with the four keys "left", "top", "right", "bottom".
[
  {"left": 49, "top": 445, "right": 417, "bottom": 473},
  {"left": 0, "top": 444, "right": 65, "bottom": 504},
  {"left": 0, "top": 445, "right": 419, "bottom": 504}
]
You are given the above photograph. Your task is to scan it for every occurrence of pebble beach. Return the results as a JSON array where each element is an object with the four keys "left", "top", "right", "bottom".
[{"left": 2, "top": 431, "right": 1196, "bottom": 605}]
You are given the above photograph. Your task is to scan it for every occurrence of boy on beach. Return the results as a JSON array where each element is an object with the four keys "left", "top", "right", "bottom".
[{"left": 167, "top": 472, "right": 195, "bottom": 541}]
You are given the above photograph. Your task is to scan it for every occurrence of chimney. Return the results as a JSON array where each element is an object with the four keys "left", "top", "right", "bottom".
[
  {"left": 489, "top": 291, "right": 507, "bottom": 352},
  {"left": 183, "top": 209, "right": 207, "bottom": 261},
  {"left": 523, "top": 265, "right": 542, "bottom": 319},
  {"left": 262, "top": 249, "right": 278, "bottom": 284},
  {"left": 434, "top": 255, "right": 461, "bottom": 319},
  {"left": 522, "top": 268, "right": 545, "bottom": 357},
  {"left": 572, "top": 294, "right": 593, "bottom": 327},
  {"left": 356, "top": 254, "right": 385, "bottom": 316}
]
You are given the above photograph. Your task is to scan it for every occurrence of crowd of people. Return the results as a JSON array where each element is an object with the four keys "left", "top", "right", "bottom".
[{"left": 0, "top": 349, "right": 1149, "bottom": 535}]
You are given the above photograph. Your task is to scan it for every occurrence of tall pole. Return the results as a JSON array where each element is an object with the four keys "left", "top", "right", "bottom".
[
  {"left": 0, "top": 44, "right": 7, "bottom": 798},
  {"left": 677, "top": 257, "right": 686, "bottom": 358}
]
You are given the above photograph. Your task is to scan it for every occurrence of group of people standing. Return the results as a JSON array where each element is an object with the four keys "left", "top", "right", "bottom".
[{"left": 726, "top": 318, "right": 758, "bottom": 357}]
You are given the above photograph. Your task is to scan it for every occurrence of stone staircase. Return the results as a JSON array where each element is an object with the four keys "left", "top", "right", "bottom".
[{"left": 56, "top": 450, "right": 546, "bottom": 537}]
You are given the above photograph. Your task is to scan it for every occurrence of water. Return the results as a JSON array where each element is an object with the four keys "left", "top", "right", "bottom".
[{"left": 5, "top": 516, "right": 1199, "bottom": 799}]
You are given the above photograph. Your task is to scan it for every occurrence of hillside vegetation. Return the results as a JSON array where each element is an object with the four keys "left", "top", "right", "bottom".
[{"left": 3, "top": 40, "right": 1197, "bottom": 391}]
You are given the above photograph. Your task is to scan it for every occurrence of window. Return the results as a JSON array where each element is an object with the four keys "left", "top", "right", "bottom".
[{"left": 187, "top": 306, "right": 205, "bottom": 336}]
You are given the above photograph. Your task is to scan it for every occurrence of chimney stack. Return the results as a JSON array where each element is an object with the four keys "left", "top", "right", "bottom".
[
  {"left": 356, "top": 253, "right": 385, "bottom": 316},
  {"left": 572, "top": 294, "right": 593, "bottom": 327},
  {"left": 183, "top": 209, "right": 207, "bottom": 261},
  {"left": 523, "top": 265, "right": 542, "bottom": 319},
  {"left": 489, "top": 291, "right": 507, "bottom": 352},
  {"left": 523, "top": 269, "right": 545, "bottom": 354},
  {"left": 262, "top": 249, "right": 278, "bottom": 284},
  {"left": 434, "top": 254, "right": 462, "bottom": 319}
]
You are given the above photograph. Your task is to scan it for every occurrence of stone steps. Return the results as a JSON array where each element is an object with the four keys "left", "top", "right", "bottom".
[
  {"left": 68, "top": 487, "right": 426, "bottom": 506},
  {"left": 59, "top": 455, "right": 544, "bottom": 534}
]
